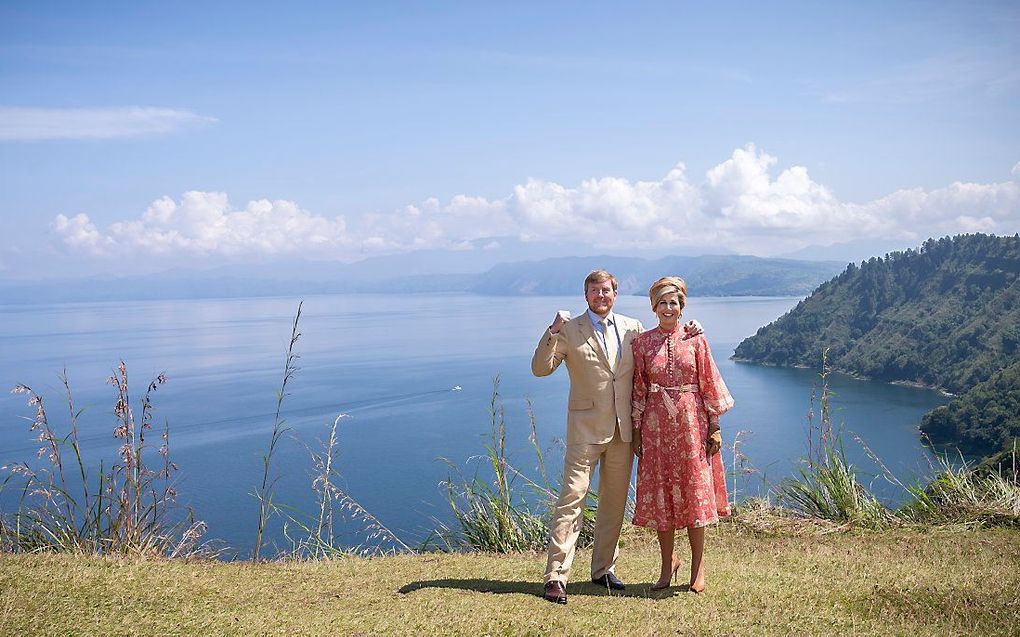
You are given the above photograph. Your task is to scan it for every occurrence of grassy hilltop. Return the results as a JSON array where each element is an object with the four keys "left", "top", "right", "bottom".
[{"left": 2, "top": 524, "right": 1018, "bottom": 636}]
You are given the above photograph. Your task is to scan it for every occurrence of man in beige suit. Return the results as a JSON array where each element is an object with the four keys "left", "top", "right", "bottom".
[
  {"left": 534, "top": 269, "right": 700, "bottom": 604},
  {"left": 530, "top": 267, "right": 640, "bottom": 599}
]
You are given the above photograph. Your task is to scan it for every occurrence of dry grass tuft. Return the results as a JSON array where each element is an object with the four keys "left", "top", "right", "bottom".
[
  {"left": 720, "top": 497, "right": 853, "bottom": 537},
  {"left": 3, "top": 365, "right": 209, "bottom": 557}
]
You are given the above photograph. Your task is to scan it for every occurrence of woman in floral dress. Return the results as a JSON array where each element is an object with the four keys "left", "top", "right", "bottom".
[{"left": 631, "top": 276, "right": 734, "bottom": 592}]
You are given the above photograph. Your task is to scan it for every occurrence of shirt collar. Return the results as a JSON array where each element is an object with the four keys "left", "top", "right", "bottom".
[{"left": 587, "top": 308, "right": 615, "bottom": 328}]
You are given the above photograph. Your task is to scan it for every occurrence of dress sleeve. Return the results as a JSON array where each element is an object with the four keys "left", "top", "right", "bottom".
[
  {"left": 696, "top": 335, "right": 734, "bottom": 417},
  {"left": 631, "top": 336, "right": 648, "bottom": 430}
]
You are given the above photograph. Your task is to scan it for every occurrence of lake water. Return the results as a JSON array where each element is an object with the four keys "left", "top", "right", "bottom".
[{"left": 0, "top": 294, "right": 949, "bottom": 555}]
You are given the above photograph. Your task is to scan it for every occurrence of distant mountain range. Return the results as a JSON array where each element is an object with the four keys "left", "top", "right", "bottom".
[
  {"left": 734, "top": 233, "right": 1020, "bottom": 461},
  {"left": 0, "top": 252, "right": 845, "bottom": 303},
  {"left": 465, "top": 255, "right": 844, "bottom": 296}
]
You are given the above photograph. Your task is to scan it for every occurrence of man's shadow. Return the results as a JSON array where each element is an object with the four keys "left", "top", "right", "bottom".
[{"left": 398, "top": 578, "right": 690, "bottom": 600}]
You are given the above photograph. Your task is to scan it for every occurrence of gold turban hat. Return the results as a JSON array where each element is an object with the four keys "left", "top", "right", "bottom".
[{"left": 648, "top": 276, "right": 687, "bottom": 310}]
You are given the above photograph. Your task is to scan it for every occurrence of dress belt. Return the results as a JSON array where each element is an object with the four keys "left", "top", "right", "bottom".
[{"left": 647, "top": 383, "right": 699, "bottom": 418}]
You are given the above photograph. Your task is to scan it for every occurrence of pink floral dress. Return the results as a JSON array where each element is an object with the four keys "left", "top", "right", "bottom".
[{"left": 631, "top": 327, "right": 734, "bottom": 530}]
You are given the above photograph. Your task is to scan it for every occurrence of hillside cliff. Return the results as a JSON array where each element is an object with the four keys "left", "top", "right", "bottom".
[{"left": 734, "top": 233, "right": 1020, "bottom": 457}]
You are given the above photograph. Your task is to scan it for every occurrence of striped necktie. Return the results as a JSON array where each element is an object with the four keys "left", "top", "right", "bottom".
[{"left": 600, "top": 317, "right": 618, "bottom": 369}]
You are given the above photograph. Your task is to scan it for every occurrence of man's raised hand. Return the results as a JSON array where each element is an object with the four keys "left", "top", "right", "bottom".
[{"left": 550, "top": 310, "right": 571, "bottom": 334}]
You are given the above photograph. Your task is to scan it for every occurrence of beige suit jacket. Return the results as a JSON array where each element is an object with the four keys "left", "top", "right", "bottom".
[{"left": 531, "top": 312, "right": 644, "bottom": 445}]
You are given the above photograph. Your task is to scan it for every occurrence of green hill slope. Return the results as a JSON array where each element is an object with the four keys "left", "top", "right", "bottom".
[{"left": 734, "top": 233, "right": 1020, "bottom": 457}]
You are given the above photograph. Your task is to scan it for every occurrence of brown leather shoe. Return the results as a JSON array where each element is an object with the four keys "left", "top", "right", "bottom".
[{"left": 543, "top": 580, "right": 567, "bottom": 604}]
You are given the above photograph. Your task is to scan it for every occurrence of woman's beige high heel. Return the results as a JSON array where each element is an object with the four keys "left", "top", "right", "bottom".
[
  {"left": 651, "top": 556, "right": 682, "bottom": 590},
  {"left": 689, "top": 567, "right": 706, "bottom": 593}
]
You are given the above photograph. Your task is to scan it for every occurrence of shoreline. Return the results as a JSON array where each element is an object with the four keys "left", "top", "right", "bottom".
[{"left": 730, "top": 357, "right": 955, "bottom": 396}]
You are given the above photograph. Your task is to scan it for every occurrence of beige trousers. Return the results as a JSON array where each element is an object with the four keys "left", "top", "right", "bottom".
[{"left": 544, "top": 427, "right": 634, "bottom": 584}]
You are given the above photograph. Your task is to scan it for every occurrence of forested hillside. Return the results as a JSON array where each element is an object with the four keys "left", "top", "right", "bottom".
[
  {"left": 734, "top": 233, "right": 1020, "bottom": 458},
  {"left": 921, "top": 361, "right": 1020, "bottom": 457}
]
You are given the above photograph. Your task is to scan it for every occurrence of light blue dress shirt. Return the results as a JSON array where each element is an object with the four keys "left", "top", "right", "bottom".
[{"left": 587, "top": 308, "right": 622, "bottom": 362}]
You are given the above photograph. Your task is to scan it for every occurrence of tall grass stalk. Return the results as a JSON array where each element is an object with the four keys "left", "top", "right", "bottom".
[
  {"left": 278, "top": 413, "right": 411, "bottom": 558},
  {"left": 59, "top": 372, "right": 90, "bottom": 541},
  {"left": 727, "top": 429, "right": 760, "bottom": 511},
  {"left": 521, "top": 399, "right": 569, "bottom": 507},
  {"left": 315, "top": 413, "right": 345, "bottom": 547},
  {"left": 253, "top": 301, "right": 302, "bottom": 560},
  {"left": 805, "top": 349, "right": 835, "bottom": 467}
]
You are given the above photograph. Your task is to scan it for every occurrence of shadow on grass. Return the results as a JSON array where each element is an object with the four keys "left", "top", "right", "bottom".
[{"left": 398, "top": 578, "right": 694, "bottom": 600}]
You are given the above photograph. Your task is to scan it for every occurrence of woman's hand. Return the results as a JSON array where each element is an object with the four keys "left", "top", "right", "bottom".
[
  {"left": 632, "top": 429, "right": 643, "bottom": 458},
  {"left": 706, "top": 418, "right": 721, "bottom": 456},
  {"left": 706, "top": 430, "right": 722, "bottom": 456},
  {"left": 683, "top": 319, "right": 704, "bottom": 339}
]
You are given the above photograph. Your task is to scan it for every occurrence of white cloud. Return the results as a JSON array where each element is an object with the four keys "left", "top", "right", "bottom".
[
  {"left": 878, "top": 178, "right": 1020, "bottom": 240},
  {"left": 356, "top": 193, "right": 511, "bottom": 252},
  {"left": 52, "top": 146, "right": 1020, "bottom": 261},
  {"left": 510, "top": 163, "right": 704, "bottom": 246},
  {"left": 53, "top": 213, "right": 113, "bottom": 253},
  {"left": 0, "top": 106, "right": 216, "bottom": 141},
  {"left": 55, "top": 191, "right": 349, "bottom": 258}
]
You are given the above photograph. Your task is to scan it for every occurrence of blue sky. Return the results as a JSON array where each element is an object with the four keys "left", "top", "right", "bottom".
[{"left": 1, "top": 1, "right": 1018, "bottom": 277}]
